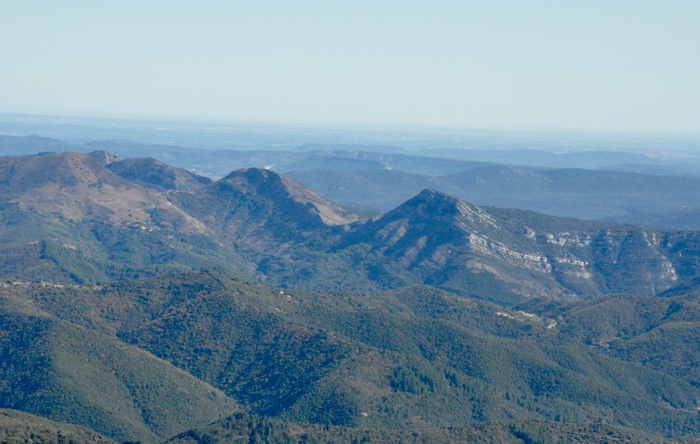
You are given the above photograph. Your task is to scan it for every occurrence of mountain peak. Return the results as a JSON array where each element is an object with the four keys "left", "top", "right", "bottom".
[
  {"left": 350, "top": 190, "right": 482, "bottom": 259},
  {"left": 393, "top": 188, "right": 480, "bottom": 222},
  {"left": 415, "top": 188, "right": 450, "bottom": 199},
  {"left": 0, "top": 152, "right": 208, "bottom": 231},
  {"left": 87, "top": 150, "right": 123, "bottom": 165},
  {"left": 107, "top": 157, "right": 212, "bottom": 191},
  {"left": 215, "top": 168, "right": 358, "bottom": 226},
  {"left": 412, "top": 188, "right": 462, "bottom": 205},
  {"left": 0, "top": 151, "right": 119, "bottom": 190},
  {"left": 221, "top": 167, "right": 277, "bottom": 182}
]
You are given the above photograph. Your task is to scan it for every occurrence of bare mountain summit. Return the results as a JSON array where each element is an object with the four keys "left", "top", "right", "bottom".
[
  {"left": 0, "top": 152, "right": 207, "bottom": 233},
  {"left": 170, "top": 167, "right": 360, "bottom": 255},
  {"left": 217, "top": 168, "right": 359, "bottom": 226},
  {"left": 106, "top": 157, "right": 212, "bottom": 191}
]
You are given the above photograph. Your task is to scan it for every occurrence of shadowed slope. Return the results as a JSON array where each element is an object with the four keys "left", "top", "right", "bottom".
[
  {"left": 0, "top": 292, "right": 238, "bottom": 443},
  {"left": 0, "top": 409, "right": 117, "bottom": 444}
]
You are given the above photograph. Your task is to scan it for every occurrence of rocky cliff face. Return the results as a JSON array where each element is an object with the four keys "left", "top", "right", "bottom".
[{"left": 342, "top": 189, "right": 700, "bottom": 303}]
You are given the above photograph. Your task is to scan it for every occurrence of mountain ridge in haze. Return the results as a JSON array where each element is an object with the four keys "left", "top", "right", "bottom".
[{"left": 1, "top": 151, "right": 700, "bottom": 304}]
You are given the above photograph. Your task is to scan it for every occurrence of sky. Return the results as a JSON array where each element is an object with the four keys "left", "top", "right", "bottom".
[{"left": 1, "top": 1, "right": 699, "bottom": 134}]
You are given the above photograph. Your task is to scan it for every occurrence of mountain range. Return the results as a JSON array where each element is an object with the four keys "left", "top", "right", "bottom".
[
  {"left": 2, "top": 151, "right": 700, "bottom": 303},
  {"left": 5, "top": 134, "right": 700, "bottom": 230},
  {"left": 2, "top": 148, "right": 700, "bottom": 442}
]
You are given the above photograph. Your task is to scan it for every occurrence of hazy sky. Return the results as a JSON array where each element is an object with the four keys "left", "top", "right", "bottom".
[{"left": 2, "top": 1, "right": 699, "bottom": 133}]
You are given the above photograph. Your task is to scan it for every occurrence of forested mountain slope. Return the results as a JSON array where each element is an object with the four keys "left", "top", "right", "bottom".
[
  {"left": 3, "top": 273, "right": 700, "bottom": 440},
  {"left": 0, "top": 409, "right": 117, "bottom": 444}
]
